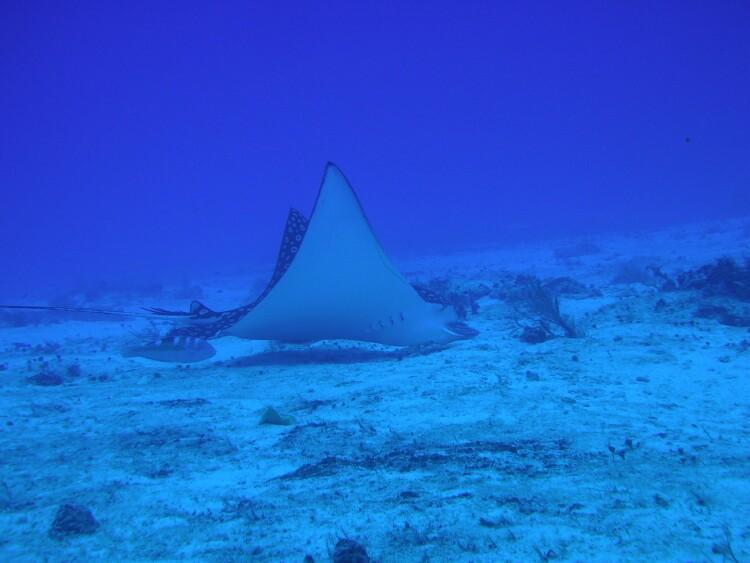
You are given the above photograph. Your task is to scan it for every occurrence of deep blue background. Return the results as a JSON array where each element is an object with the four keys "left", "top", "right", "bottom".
[{"left": 1, "top": 1, "right": 748, "bottom": 295}]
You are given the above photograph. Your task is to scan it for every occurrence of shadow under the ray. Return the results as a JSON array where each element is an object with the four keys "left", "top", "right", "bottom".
[{"left": 221, "top": 342, "right": 449, "bottom": 367}]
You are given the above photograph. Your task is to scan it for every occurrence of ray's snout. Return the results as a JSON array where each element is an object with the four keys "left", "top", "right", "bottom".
[{"left": 445, "top": 321, "right": 479, "bottom": 339}]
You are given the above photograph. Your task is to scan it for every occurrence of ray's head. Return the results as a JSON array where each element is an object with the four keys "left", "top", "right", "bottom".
[
  {"left": 443, "top": 320, "right": 480, "bottom": 341},
  {"left": 364, "top": 303, "right": 478, "bottom": 346}
]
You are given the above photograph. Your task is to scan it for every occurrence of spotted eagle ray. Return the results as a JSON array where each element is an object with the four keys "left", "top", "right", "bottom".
[{"left": 2, "top": 164, "right": 477, "bottom": 361}]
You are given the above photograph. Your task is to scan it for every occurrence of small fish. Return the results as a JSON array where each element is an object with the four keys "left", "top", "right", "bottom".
[{"left": 122, "top": 336, "right": 216, "bottom": 363}]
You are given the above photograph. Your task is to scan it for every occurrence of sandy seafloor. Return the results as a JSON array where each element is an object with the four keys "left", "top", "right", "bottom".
[{"left": 1, "top": 217, "right": 748, "bottom": 562}]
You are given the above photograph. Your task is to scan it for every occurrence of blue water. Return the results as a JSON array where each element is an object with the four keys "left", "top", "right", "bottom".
[
  {"left": 2, "top": 2, "right": 748, "bottom": 295},
  {"left": 1, "top": 3, "right": 748, "bottom": 561}
]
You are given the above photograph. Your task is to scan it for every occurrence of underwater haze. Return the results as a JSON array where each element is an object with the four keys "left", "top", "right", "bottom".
[
  {"left": 1, "top": 1, "right": 748, "bottom": 295},
  {"left": 1, "top": 2, "right": 749, "bottom": 562}
]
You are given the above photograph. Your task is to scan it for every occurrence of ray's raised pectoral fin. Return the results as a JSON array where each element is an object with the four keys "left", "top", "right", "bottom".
[{"left": 251, "top": 208, "right": 309, "bottom": 304}]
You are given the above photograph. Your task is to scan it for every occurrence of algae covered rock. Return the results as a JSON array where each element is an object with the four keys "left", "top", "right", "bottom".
[
  {"left": 28, "top": 371, "right": 64, "bottom": 386},
  {"left": 333, "top": 538, "right": 370, "bottom": 563},
  {"left": 48, "top": 503, "right": 99, "bottom": 539},
  {"left": 259, "top": 406, "right": 295, "bottom": 426}
]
